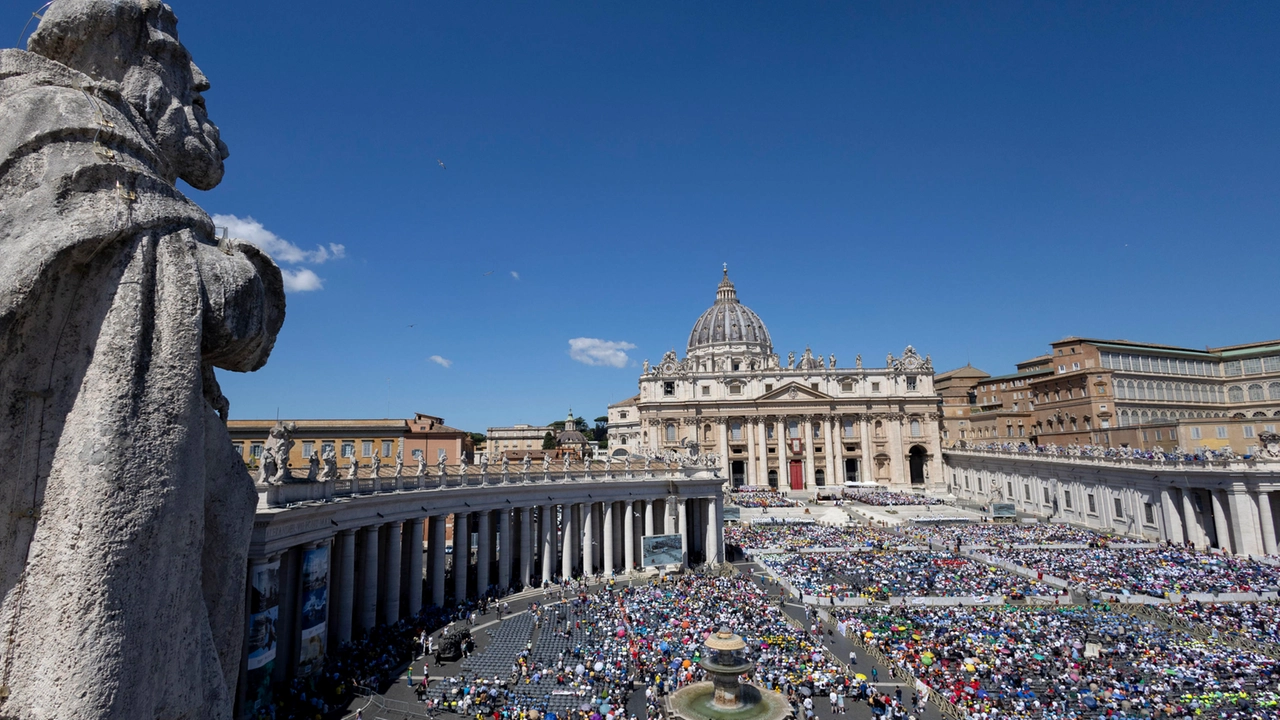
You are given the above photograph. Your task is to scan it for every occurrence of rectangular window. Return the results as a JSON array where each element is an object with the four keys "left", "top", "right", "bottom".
[
  {"left": 1064, "top": 491, "right": 1073, "bottom": 509},
  {"left": 1007, "top": 481, "right": 1014, "bottom": 497},
  {"left": 250, "top": 443, "right": 263, "bottom": 458},
  {"left": 788, "top": 421, "right": 799, "bottom": 438},
  {"left": 1243, "top": 357, "right": 1263, "bottom": 375},
  {"left": 301, "top": 441, "right": 313, "bottom": 457},
  {"left": 362, "top": 440, "right": 373, "bottom": 457},
  {"left": 871, "top": 382, "right": 880, "bottom": 393},
  {"left": 813, "top": 423, "right": 821, "bottom": 439},
  {"left": 1144, "top": 503, "right": 1155, "bottom": 525},
  {"left": 841, "top": 381, "right": 853, "bottom": 392},
  {"left": 1024, "top": 485, "right": 1031, "bottom": 500},
  {"left": 663, "top": 382, "right": 675, "bottom": 396},
  {"left": 730, "top": 384, "right": 743, "bottom": 395},
  {"left": 702, "top": 385, "right": 710, "bottom": 396},
  {"left": 766, "top": 424, "right": 775, "bottom": 439},
  {"left": 810, "top": 383, "right": 819, "bottom": 392},
  {"left": 842, "top": 418, "right": 854, "bottom": 437},
  {"left": 232, "top": 441, "right": 244, "bottom": 457},
  {"left": 1043, "top": 488, "right": 1051, "bottom": 504},
  {"left": 1244, "top": 426, "right": 1255, "bottom": 438},
  {"left": 906, "top": 376, "right": 917, "bottom": 391},
  {"left": 730, "top": 422, "right": 742, "bottom": 441},
  {"left": 382, "top": 440, "right": 393, "bottom": 457},
  {"left": 1087, "top": 494, "right": 1097, "bottom": 513},
  {"left": 764, "top": 384, "right": 773, "bottom": 393},
  {"left": 1113, "top": 497, "right": 1123, "bottom": 518},
  {"left": 1072, "top": 362, "right": 1080, "bottom": 370},
  {"left": 322, "top": 441, "right": 334, "bottom": 457},
  {"left": 1190, "top": 427, "right": 1202, "bottom": 440},
  {"left": 342, "top": 441, "right": 354, "bottom": 458},
  {"left": 1223, "top": 361, "right": 1242, "bottom": 377},
  {"left": 1216, "top": 426, "right": 1228, "bottom": 439}
]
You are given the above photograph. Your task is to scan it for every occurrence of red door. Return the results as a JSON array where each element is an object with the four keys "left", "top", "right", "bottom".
[{"left": 789, "top": 460, "right": 804, "bottom": 490}]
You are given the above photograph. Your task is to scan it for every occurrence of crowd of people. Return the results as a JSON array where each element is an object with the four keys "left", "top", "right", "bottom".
[
  {"left": 724, "top": 523, "right": 899, "bottom": 550},
  {"left": 728, "top": 488, "right": 806, "bottom": 508},
  {"left": 988, "top": 547, "right": 1280, "bottom": 597},
  {"left": 837, "top": 604, "right": 1280, "bottom": 719},
  {"left": 900, "top": 522, "right": 1112, "bottom": 549},
  {"left": 841, "top": 489, "right": 946, "bottom": 507},
  {"left": 962, "top": 441, "right": 1245, "bottom": 464},
  {"left": 757, "top": 551, "right": 1056, "bottom": 600},
  {"left": 1160, "top": 601, "right": 1280, "bottom": 646}
]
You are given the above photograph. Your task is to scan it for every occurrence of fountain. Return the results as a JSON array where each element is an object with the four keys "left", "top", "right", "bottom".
[{"left": 666, "top": 628, "right": 792, "bottom": 720}]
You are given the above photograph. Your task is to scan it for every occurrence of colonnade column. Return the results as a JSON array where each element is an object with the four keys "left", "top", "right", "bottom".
[
  {"left": 582, "top": 503, "right": 595, "bottom": 576},
  {"left": 561, "top": 504, "right": 574, "bottom": 580},
  {"left": 454, "top": 512, "right": 469, "bottom": 604},
  {"left": 543, "top": 504, "right": 556, "bottom": 585},
  {"left": 406, "top": 518, "right": 424, "bottom": 616},
  {"left": 1257, "top": 492, "right": 1277, "bottom": 556},
  {"left": 644, "top": 499, "right": 655, "bottom": 537},
  {"left": 519, "top": 507, "right": 533, "bottom": 587},
  {"left": 359, "top": 525, "right": 379, "bottom": 633},
  {"left": 677, "top": 499, "right": 688, "bottom": 568},
  {"left": 336, "top": 529, "right": 355, "bottom": 643},
  {"left": 1228, "top": 491, "right": 1263, "bottom": 557},
  {"left": 603, "top": 502, "right": 615, "bottom": 576},
  {"left": 431, "top": 517, "right": 447, "bottom": 607},
  {"left": 624, "top": 501, "right": 637, "bottom": 573},
  {"left": 497, "top": 509, "right": 512, "bottom": 590},
  {"left": 382, "top": 522, "right": 402, "bottom": 624},
  {"left": 1161, "top": 488, "right": 1185, "bottom": 545},
  {"left": 1182, "top": 490, "right": 1206, "bottom": 548},
  {"left": 476, "top": 511, "right": 492, "bottom": 595},
  {"left": 1210, "top": 490, "right": 1232, "bottom": 553}
]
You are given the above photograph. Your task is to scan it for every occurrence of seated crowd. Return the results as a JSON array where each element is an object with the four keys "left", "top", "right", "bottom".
[
  {"left": 758, "top": 551, "right": 1056, "bottom": 600},
  {"left": 841, "top": 489, "right": 945, "bottom": 507},
  {"left": 901, "top": 523, "right": 1112, "bottom": 549},
  {"left": 989, "top": 548, "right": 1280, "bottom": 597},
  {"left": 1160, "top": 601, "right": 1280, "bottom": 647},
  {"left": 725, "top": 523, "right": 899, "bottom": 550},
  {"left": 963, "top": 441, "right": 1244, "bottom": 464},
  {"left": 837, "top": 604, "right": 1280, "bottom": 719},
  {"left": 728, "top": 488, "right": 805, "bottom": 508}
]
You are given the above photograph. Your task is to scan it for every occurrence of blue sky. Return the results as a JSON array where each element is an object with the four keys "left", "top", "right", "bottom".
[{"left": 71, "top": 1, "right": 1280, "bottom": 431}]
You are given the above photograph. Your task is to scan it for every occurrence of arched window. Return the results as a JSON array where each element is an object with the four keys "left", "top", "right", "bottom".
[
  {"left": 787, "top": 420, "right": 799, "bottom": 438},
  {"left": 665, "top": 423, "right": 676, "bottom": 442},
  {"left": 1114, "top": 380, "right": 1125, "bottom": 399},
  {"left": 704, "top": 424, "right": 714, "bottom": 443},
  {"left": 910, "top": 419, "right": 921, "bottom": 437},
  {"left": 1271, "top": 382, "right": 1280, "bottom": 400},
  {"left": 1228, "top": 386, "right": 1245, "bottom": 403},
  {"left": 874, "top": 421, "right": 884, "bottom": 439},
  {"left": 1248, "top": 384, "right": 1264, "bottom": 401},
  {"left": 1127, "top": 380, "right": 1136, "bottom": 399}
]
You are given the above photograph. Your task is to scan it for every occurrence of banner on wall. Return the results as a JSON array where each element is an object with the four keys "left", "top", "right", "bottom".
[
  {"left": 297, "top": 545, "right": 330, "bottom": 676},
  {"left": 243, "top": 558, "right": 281, "bottom": 716}
]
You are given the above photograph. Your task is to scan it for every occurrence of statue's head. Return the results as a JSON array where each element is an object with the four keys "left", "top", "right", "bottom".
[{"left": 29, "top": 0, "right": 229, "bottom": 189}]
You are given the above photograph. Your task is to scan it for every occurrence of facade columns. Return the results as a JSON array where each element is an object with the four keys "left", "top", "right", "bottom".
[
  {"left": 335, "top": 529, "right": 355, "bottom": 644},
  {"left": 1228, "top": 491, "right": 1264, "bottom": 557},
  {"left": 603, "top": 501, "right": 615, "bottom": 576},
  {"left": 382, "top": 522, "right": 402, "bottom": 625},
  {"left": 624, "top": 501, "right": 637, "bottom": 572},
  {"left": 744, "top": 419, "right": 757, "bottom": 486},
  {"left": 432, "top": 516, "right": 447, "bottom": 607},
  {"left": 542, "top": 504, "right": 555, "bottom": 585},
  {"left": 454, "top": 512, "right": 469, "bottom": 604},
  {"left": 803, "top": 417, "right": 816, "bottom": 489},
  {"left": 704, "top": 497, "right": 720, "bottom": 565},
  {"left": 1161, "top": 488, "right": 1185, "bottom": 545},
  {"left": 359, "top": 525, "right": 379, "bottom": 633},
  {"left": 859, "top": 417, "right": 872, "bottom": 483},
  {"left": 497, "top": 509, "right": 512, "bottom": 590},
  {"left": 821, "top": 417, "right": 835, "bottom": 488},
  {"left": 718, "top": 420, "right": 731, "bottom": 483},
  {"left": 406, "top": 518, "right": 424, "bottom": 617},
  {"left": 757, "top": 419, "right": 770, "bottom": 488},
  {"left": 677, "top": 499, "right": 688, "bottom": 567},
  {"left": 1257, "top": 492, "right": 1277, "bottom": 556},
  {"left": 1182, "top": 490, "right": 1206, "bottom": 549},
  {"left": 561, "top": 504, "right": 574, "bottom": 580},
  {"left": 519, "top": 507, "right": 533, "bottom": 587},
  {"left": 1210, "top": 490, "right": 1232, "bottom": 553},
  {"left": 832, "top": 417, "right": 845, "bottom": 483}
]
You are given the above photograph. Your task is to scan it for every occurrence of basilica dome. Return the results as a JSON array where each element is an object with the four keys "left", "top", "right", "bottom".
[{"left": 687, "top": 268, "right": 773, "bottom": 357}]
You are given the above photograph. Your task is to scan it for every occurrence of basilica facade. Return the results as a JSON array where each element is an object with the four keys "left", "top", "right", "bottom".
[{"left": 609, "top": 270, "right": 945, "bottom": 493}]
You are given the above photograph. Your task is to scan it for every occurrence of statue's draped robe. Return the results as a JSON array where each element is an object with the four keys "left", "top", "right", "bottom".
[{"left": 0, "top": 50, "right": 283, "bottom": 718}]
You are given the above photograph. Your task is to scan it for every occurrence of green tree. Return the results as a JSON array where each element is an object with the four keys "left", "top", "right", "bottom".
[
  {"left": 593, "top": 416, "right": 608, "bottom": 441},
  {"left": 541, "top": 431, "right": 556, "bottom": 450},
  {"left": 469, "top": 432, "right": 486, "bottom": 449}
]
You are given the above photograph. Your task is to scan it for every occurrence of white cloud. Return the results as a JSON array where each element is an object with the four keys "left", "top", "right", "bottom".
[
  {"left": 510, "top": 271, "right": 520, "bottom": 280},
  {"left": 212, "top": 214, "right": 345, "bottom": 264},
  {"left": 428, "top": 355, "right": 453, "bottom": 368},
  {"left": 280, "top": 268, "right": 323, "bottom": 292},
  {"left": 568, "top": 338, "right": 636, "bottom": 368}
]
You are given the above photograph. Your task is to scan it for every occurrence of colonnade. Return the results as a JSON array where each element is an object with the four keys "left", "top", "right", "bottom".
[
  {"left": 244, "top": 480, "right": 725, "bottom": 692},
  {"left": 1161, "top": 486, "right": 1279, "bottom": 556}
]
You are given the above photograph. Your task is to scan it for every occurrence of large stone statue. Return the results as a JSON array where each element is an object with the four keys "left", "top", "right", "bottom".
[
  {"left": 264, "top": 420, "right": 296, "bottom": 482},
  {"left": 0, "top": 2, "right": 285, "bottom": 717},
  {"left": 319, "top": 446, "right": 338, "bottom": 481}
]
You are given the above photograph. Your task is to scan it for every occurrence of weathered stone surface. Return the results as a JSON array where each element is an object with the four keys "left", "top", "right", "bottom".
[{"left": 0, "top": 1, "right": 285, "bottom": 717}]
